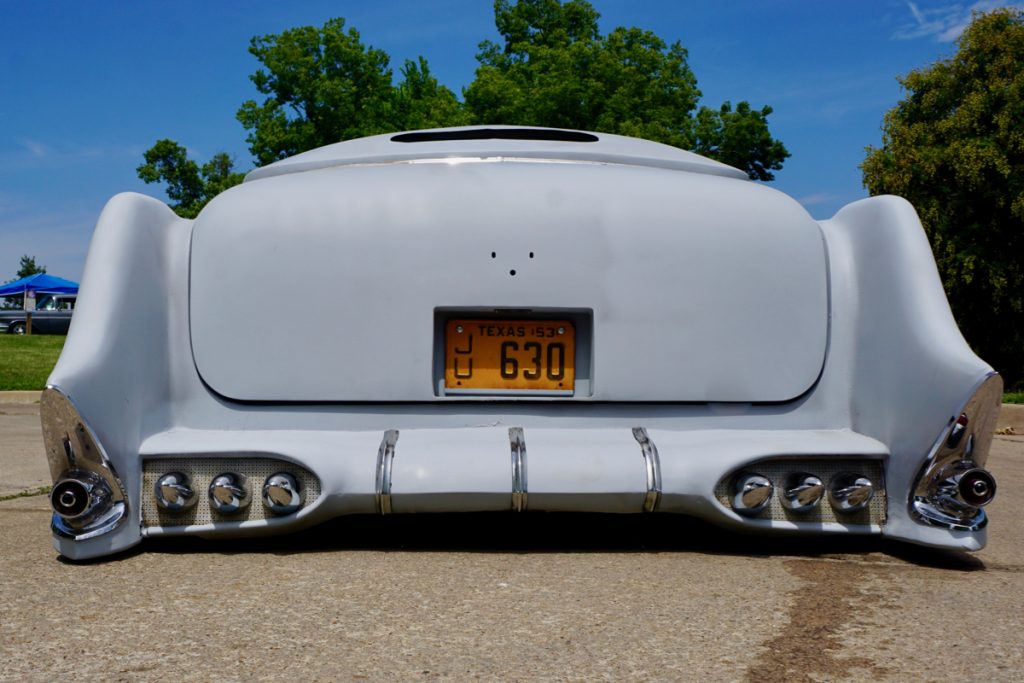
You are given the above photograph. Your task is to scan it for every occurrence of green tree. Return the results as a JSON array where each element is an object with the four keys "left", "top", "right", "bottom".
[
  {"left": 394, "top": 57, "right": 471, "bottom": 131},
  {"left": 16, "top": 254, "right": 46, "bottom": 278},
  {"left": 694, "top": 102, "right": 790, "bottom": 182},
  {"left": 236, "top": 18, "right": 466, "bottom": 166},
  {"left": 136, "top": 139, "right": 245, "bottom": 218},
  {"left": 862, "top": 8, "right": 1024, "bottom": 389},
  {"left": 464, "top": 0, "right": 789, "bottom": 180},
  {"left": 2, "top": 255, "right": 46, "bottom": 308}
]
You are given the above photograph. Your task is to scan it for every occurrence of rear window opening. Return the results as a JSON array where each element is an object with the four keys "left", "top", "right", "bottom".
[{"left": 391, "top": 128, "right": 599, "bottom": 144}]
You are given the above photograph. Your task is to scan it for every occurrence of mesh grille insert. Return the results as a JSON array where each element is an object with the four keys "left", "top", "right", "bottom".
[
  {"left": 714, "top": 458, "right": 886, "bottom": 525},
  {"left": 142, "top": 457, "right": 320, "bottom": 528}
]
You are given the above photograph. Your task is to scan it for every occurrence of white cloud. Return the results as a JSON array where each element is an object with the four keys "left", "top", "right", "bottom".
[
  {"left": 20, "top": 139, "right": 51, "bottom": 158},
  {"left": 4, "top": 141, "right": 141, "bottom": 169},
  {"left": 796, "top": 192, "right": 842, "bottom": 207},
  {"left": 894, "top": 1, "right": 1020, "bottom": 42}
]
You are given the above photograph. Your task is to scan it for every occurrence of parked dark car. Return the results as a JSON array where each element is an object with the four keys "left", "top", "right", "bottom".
[{"left": 0, "top": 294, "right": 76, "bottom": 334}]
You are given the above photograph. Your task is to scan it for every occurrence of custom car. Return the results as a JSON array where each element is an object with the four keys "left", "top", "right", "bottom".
[{"left": 41, "top": 126, "right": 1001, "bottom": 559}]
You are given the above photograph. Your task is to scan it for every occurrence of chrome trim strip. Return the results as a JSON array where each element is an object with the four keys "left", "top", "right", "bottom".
[
  {"left": 61, "top": 434, "right": 77, "bottom": 469},
  {"left": 248, "top": 154, "right": 749, "bottom": 183},
  {"left": 52, "top": 502, "right": 127, "bottom": 541},
  {"left": 509, "top": 427, "right": 528, "bottom": 512},
  {"left": 375, "top": 430, "right": 399, "bottom": 514},
  {"left": 632, "top": 427, "right": 662, "bottom": 512}
]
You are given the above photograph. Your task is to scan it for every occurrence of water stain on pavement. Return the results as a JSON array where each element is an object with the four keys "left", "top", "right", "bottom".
[{"left": 745, "top": 557, "right": 891, "bottom": 683}]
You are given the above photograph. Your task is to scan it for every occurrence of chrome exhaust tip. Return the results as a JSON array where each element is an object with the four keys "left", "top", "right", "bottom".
[
  {"left": 956, "top": 468, "right": 996, "bottom": 507},
  {"left": 51, "top": 479, "right": 91, "bottom": 519},
  {"left": 913, "top": 460, "right": 997, "bottom": 530},
  {"left": 50, "top": 472, "right": 111, "bottom": 521}
]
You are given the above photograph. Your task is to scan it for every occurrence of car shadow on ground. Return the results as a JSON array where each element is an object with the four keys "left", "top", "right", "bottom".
[{"left": 79, "top": 511, "right": 986, "bottom": 572}]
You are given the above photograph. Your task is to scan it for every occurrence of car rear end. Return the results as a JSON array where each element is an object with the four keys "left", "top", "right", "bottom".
[{"left": 40, "top": 128, "right": 1001, "bottom": 559}]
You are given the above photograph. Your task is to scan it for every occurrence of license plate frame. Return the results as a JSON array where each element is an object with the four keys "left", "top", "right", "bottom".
[{"left": 444, "top": 318, "right": 576, "bottom": 395}]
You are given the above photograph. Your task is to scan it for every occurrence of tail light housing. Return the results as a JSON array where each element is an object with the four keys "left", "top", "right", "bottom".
[{"left": 911, "top": 374, "right": 1002, "bottom": 530}]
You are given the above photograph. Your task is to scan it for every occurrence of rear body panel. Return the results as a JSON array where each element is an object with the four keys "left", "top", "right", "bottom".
[
  {"left": 41, "top": 128, "right": 1000, "bottom": 559},
  {"left": 191, "top": 160, "right": 827, "bottom": 402}
]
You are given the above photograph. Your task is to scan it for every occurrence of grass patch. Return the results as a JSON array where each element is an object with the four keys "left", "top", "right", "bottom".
[
  {"left": 0, "top": 334, "right": 66, "bottom": 390},
  {"left": 0, "top": 485, "right": 51, "bottom": 502},
  {"left": 1005, "top": 391, "right": 1024, "bottom": 404}
]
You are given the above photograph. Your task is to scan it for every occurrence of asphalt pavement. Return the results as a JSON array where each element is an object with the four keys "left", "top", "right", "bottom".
[{"left": 1, "top": 393, "right": 1022, "bottom": 682}]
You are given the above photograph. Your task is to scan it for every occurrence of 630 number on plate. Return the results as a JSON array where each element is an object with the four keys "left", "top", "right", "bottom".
[{"left": 444, "top": 319, "right": 575, "bottom": 393}]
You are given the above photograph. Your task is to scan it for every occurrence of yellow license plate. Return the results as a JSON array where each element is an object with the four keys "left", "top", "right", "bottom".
[{"left": 445, "top": 319, "right": 575, "bottom": 393}]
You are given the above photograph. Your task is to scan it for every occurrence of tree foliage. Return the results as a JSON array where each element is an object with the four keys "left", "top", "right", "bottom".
[
  {"left": 140, "top": 2, "right": 792, "bottom": 217},
  {"left": 237, "top": 18, "right": 467, "bottom": 166},
  {"left": 694, "top": 102, "right": 790, "bottom": 182},
  {"left": 862, "top": 8, "right": 1024, "bottom": 388},
  {"left": 2, "top": 255, "right": 46, "bottom": 308},
  {"left": 16, "top": 255, "right": 46, "bottom": 279},
  {"left": 137, "top": 139, "right": 246, "bottom": 218},
  {"left": 464, "top": 0, "right": 789, "bottom": 180},
  {"left": 395, "top": 57, "right": 470, "bottom": 132}
]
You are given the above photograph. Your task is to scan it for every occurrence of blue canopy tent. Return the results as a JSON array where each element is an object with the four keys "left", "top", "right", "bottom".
[{"left": 0, "top": 273, "right": 79, "bottom": 308}]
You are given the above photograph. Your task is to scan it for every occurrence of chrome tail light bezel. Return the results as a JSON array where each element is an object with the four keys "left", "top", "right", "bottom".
[
  {"left": 731, "top": 473, "right": 774, "bottom": 516},
  {"left": 40, "top": 387, "right": 129, "bottom": 541},
  {"left": 262, "top": 472, "right": 305, "bottom": 516},
  {"left": 155, "top": 471, "right": 198, "bottom": 512},
  {"left": 827, "top": 473, "right": 875, "bottom": 514},
  {"left": 208, "top": 472, "right": 253, "bottom": 514},
  {"left": 910, "top": 373, "right": 1002, "bottom": 531},
  {"left": 780, "top": 472, "right": 825, "bottom": 513}
]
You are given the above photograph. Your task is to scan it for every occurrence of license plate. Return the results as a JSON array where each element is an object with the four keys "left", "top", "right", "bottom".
[{"left": 444, "top": 319, "right": 575, "bottom": 393}]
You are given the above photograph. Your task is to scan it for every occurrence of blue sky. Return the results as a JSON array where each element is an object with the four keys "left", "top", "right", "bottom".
[{"left": 1, "top": 0, "right": 1016, "bottom": 281}]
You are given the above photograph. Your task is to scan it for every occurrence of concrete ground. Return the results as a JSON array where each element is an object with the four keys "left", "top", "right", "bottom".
[{"left": 1, "top": 394, "right": 1022, "bottom": 682}]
